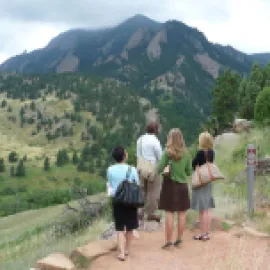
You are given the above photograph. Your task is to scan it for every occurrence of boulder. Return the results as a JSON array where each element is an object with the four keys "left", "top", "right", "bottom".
[
  {"left": 233, "top": 119, "right": 252, "bottom": 133},
  {"left": 35, "top": 253, "right": 76, "bottom": 270},
  {"left": 70, "top": 239, "right": 117, "bottom": 261}
]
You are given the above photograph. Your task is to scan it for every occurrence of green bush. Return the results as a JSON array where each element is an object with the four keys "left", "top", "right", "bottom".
[{"left": 254, "top": 87, "right": 270, "bottom": 123}]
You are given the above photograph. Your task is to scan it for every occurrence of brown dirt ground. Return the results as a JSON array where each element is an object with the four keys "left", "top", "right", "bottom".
[{"left": 90, "top": 228, "right": 270, "bottom": 270}]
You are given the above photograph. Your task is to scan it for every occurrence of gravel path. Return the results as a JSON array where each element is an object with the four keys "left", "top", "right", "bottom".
[{"left": 91, "top": 228, "right": 270, "bottom": 270}]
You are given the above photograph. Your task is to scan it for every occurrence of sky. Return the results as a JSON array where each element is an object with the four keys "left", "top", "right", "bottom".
[{"left": 1, "top": 0, "right": 270, "bottom": 64}]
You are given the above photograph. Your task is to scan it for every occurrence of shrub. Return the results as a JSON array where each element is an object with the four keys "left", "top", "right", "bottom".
[
  {"left": 8, "top": 151, "right": 18, "bottom": 163},
  {"left": 0, "top": 158, "right": 5, "bottom": 172},
  {"left": 254, "top": 87, "right": 270, "bottom": 123},
  {"left": 16, "top": 160, "right": 26, "bottom": 177},
  {"left": 44, "top": 157, "right": 50, "bottom": 171}
]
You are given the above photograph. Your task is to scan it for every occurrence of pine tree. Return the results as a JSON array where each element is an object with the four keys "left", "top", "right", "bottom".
[
  {"left": 77, "top": 159, "right": 87, "bottom": 172},
  {"left": 89, "top": 162, "right": 95, "bottom": 174},
  {"left": 212, "top": 69, "right": 241, "bottom": 130},
  {"left": 250, "top": 62, "right": 264, "bottom": 89},
  {"left": 16, "top": 160, "right": 26, "bottom": 177},
  {"left": 0, "top": 158, "right": 5, "bottom": 172},
  {"left": 7, "top": 105, "right": 12, "bottom": 112},
  {"left": 1, "top": 99, "right": 7, "bottom": 108},
  {"left": 44, "top": 157, "right": 50, "bottom": 171},
  {"left": 30, "top": 101, "right": 36, "bottom": 111},
  {"left": 56, "top": 150, "right": 63, "bottom": 167},
  {"left": 82, "top": 143, "right": 91, "bottom": 161},
  {"left": 56, "top": 149, "right": 69, "bottom": 167},
  {"left": 72, "top": 151, "right": 79, "bottom": 165},
  {"left": 8, "top": 151, "right": 18, "bottom": 163}
]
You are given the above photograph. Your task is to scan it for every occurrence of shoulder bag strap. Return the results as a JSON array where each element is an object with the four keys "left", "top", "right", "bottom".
[
  {"left": 126, "top": 166, "right": 132, "bottom": 181},
  {"left": 139, "top": 136, "right": 143, "bottom": 157}
]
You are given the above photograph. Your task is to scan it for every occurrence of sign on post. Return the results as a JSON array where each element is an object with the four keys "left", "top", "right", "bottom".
[{"left": 246, "top": 144, "right": 256, "bottom": 216}]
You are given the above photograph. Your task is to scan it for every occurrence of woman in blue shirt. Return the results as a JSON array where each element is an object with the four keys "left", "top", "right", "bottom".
[{"left": 107, "top": 146, "right": 140, "bottom": 261}]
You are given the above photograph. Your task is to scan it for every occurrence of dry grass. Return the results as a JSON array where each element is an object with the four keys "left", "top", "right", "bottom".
[{"left": 0, "top": 193, "right": 108, "bottom": 270}]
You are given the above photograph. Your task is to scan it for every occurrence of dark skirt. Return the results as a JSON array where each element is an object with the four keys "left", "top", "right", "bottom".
[
  {"left": 159, "top": 177, "right": 190, "bottom": 212},
  {"left": 112, "top": 202, "right": 138, "bottom": 231}
]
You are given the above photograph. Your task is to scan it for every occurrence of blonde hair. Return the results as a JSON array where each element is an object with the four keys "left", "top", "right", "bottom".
[
  {"left": 199, "top": 132, "right": 214, "bottom": 150},
  {"left": 166, "top": 128, "right": 187, "bottom": 160}
]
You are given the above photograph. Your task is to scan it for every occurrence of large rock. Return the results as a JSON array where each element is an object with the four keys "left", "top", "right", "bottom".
[
  {"left": 70, "top": 239, "right": 117, "bottom": 261},
  {"left": 233, "top": 118, "right": 252, "bottom": 133},
  {"left": 35, "top": 253, "right": 76, "bottom": 270}
]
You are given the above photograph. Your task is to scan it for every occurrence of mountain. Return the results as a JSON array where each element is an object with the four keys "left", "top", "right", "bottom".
[
  {"left": 0, "top": 14, "right": 259, "bottom": 143},
  {"left": 250, "top": 53, "right": 270, "bottom": 66}
]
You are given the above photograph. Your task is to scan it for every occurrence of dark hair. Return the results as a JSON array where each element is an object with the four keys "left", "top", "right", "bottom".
[
  {"left": 112, "top": 146, "right": 126, "bottom": 163},
  {"left": 146, "top": 122, "right": 159, "bottom": 135}
]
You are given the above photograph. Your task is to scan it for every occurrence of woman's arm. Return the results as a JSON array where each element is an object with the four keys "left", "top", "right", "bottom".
[{"left": 157, "top": 151, "right": 168, "bottom": 174}]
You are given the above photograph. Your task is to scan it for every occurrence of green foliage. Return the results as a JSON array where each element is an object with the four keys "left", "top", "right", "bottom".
[
  {"left": 238, "top": 79, "right": 261, "bottom": 119},
  {"left": 250, "top": 62, "right": 264, "bottom": 88},
  {"left": 16, "top": 160, "right": 26, "bottom": 177},
  {"left": 0, "top": 159, "right": 5, "bottom": 173},
  {"left": 8, "top": 151, "right": 18, "bottom": 163},
  {"left": 44, "top": 157, "right": 50, "bottom": 171},
  {"left": 254, "top": 87, "right": 270, "bottom": 123},
  {"left": 72, "top": 151, "right": 79, "bottom": 165},
  {"left": 212, "top": 69, "right": 241, "bottom": 130},
  {"left": 56, "top": 149, "right": 69, "bottom": 167},
  {"left": 1, "top": 99, "right": 7, "bottom": 108},
  {"left": 77, "top": 159, "right": 87, "bottom": 172}
]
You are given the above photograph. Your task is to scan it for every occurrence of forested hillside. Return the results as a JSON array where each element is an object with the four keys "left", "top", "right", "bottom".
[{"left": 0, "top": 73, "right": 153, "bottom": 216}]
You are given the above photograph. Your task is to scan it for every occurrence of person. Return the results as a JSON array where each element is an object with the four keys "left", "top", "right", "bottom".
[
  {"left": 107, "top": 146, "right": 140, "bottom": 261},
  {"left": 191, "top": 132, "right": 215, "bottom": 241},
  {"left": 136, "top": 121, "right": 162, "bottom": 222},
  {"left": 158, "top": 128, "right": 192, "bottom": 249}
]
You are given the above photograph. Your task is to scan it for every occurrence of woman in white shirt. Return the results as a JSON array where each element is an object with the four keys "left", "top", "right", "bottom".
[{"left": 136, "top": 122, "right": 162, "bottom": 222}]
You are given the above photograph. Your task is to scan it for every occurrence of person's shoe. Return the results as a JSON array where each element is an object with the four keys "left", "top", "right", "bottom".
[
  {"left": 147, "top": 214, "right": 161, "bottom": 223},
  {"left": 161, "top": 242, "right": 173, "bottom": 250},
  {"left": 174, "top": 239, "right": 182, "bottom": 247},
  {"left": 117, "top": 254, "right": 125, "bottom": 261}
]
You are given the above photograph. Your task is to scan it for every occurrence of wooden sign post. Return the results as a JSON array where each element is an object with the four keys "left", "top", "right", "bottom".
[{"left": 246, "top": 144, "right": 256, "bottom": 217}]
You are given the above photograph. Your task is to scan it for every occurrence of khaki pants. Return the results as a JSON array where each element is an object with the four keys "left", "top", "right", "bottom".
[{"left": 140, "top": 174, "right": 161, "bottom": 217}]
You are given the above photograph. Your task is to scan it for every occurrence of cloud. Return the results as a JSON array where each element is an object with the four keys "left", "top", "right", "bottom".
[{"left": 0, "top": 0, "right": 270, "bottom": 64}]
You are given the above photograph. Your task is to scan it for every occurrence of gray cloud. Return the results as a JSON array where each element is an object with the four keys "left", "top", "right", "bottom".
[{"left": 0, "top": 0, "right": 229, "bottom": 28}]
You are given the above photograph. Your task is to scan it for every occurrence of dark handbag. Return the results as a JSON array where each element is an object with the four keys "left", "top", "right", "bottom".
[
  {"left": 113, "top": 167, "right": 144, "bottom": 208},
  {"left": 162, "top": 160, "right": 172, "bottom": 179}
]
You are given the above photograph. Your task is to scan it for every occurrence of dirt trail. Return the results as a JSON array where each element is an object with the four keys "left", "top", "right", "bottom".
[{"left": 91, "top": 228, "right": 270, "bottom": 270}]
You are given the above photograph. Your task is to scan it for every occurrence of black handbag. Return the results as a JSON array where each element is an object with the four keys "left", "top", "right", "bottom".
[{"left": 113, "top": 166, "right": 144, "bottom": 208}]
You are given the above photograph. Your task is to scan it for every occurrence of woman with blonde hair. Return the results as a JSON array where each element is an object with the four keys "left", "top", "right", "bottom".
[
  {"left": 191, "top": 132, "right": 215, "bottom": 241},
  {"left": 158, "top": 128, "right": 192, "bottom": 249}
]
